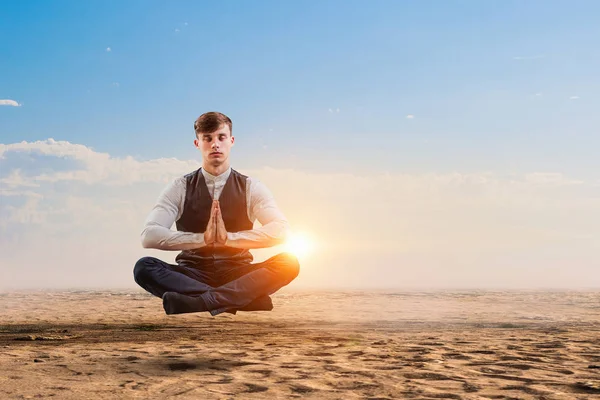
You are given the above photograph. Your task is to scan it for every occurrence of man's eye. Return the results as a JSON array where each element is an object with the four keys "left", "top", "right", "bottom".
[{"left": 203, "top": 137, "right": 211, "bottom": 141}]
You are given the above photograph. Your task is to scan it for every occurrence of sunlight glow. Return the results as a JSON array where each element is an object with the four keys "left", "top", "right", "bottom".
[{"left": 283, "top": 232, "right": 316, "bottom": 258}]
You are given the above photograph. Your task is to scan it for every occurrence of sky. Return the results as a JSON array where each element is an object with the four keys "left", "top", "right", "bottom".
[{"left": 1, "top": 0, "right": 599, "bottom": 290}]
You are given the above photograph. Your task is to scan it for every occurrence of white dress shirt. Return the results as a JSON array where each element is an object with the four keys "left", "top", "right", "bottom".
[{"left": 141, "top": 167, "right": 290, "bottom": 250}]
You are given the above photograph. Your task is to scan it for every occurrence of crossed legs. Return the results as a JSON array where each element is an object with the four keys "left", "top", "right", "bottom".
[{"left": 133, "top": 253, "right": 299, "bottom": 316}]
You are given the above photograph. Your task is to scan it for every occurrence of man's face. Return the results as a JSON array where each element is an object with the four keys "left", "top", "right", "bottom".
[{"left": 194, "top": 124, "right": 235, "bottom": 167}]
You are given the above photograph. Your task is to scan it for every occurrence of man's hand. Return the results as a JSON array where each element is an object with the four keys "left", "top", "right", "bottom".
[
  {"left": 204, "top": 200, "right": 218, "bottom": 245},
  {"left": 215, "top": 201, "right": 228, "bottom": 245}
]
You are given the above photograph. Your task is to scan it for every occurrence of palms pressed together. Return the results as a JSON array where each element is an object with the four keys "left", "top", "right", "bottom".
[{"left": 204, "top": 200, "right": 228, "bottom": 246}]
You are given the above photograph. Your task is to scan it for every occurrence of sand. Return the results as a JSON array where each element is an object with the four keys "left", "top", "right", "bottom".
[{"left": 0, "top": 289, "right": 599, "bottom": 399}]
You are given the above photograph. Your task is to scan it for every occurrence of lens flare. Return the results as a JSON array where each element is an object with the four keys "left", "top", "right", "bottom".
[{"left": 283, "top": 232, "right": 315, "bottom": 258}]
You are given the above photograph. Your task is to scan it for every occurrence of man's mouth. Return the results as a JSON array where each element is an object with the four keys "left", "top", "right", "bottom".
[{"left": 210, "top": 152, "right": 222, "bottom": 156}]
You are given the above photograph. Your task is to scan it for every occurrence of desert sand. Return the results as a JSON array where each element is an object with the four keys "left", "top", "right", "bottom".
[{"left": 0, "top": 289, "right": 599, "bottom": 399}]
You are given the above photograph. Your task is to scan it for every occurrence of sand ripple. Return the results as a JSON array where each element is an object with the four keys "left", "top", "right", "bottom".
[{"left": 0, "top": 290, "right": 599, "bottom": 399}]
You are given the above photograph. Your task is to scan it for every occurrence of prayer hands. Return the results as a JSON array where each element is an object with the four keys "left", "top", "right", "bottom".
[
  {"left": 203, "top": 200, "right": 218, "bottom": 245},
  {"left": 204, "top": 200, "right": 228, "bottom": 246},
  {"left": 215, "top": 201, "right": 228, "bottom": 245}
]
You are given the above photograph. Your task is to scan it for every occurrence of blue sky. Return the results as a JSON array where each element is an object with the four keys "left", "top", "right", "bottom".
[
  {"left": 1, "top": 1, "right": 599, "bottom": 289},
  {"left": 2, "top": 0, "right": 599, "bottom": 174}
]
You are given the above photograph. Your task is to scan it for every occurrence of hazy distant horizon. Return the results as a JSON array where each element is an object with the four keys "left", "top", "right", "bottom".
[{"left": 2, "top": 284, "right": 599, "bottom": 292}]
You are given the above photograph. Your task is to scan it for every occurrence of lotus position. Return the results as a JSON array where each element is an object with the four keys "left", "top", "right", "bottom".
[{"left": 133, "top": 112, "right": 299, "bottom": 316}]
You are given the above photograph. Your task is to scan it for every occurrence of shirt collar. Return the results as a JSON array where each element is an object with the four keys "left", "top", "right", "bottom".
[{"left": 201, "top": 167, "right": 231, "bottom": 183}]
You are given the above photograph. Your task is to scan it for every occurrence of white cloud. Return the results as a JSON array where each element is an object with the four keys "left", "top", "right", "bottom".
[
  {"left": 6, "top": 197, "right": 46, "bottom": 225},
  {"left": 112, "top": 82, "right": 120, "bottom": 87},
  {"left": 1, "top": 138, "right": 599, "bottom": 290},
  {"left": 0, "top": 138, "right": 199, "bottom": 185},
  {"left": 106, "top": 47, "right": 111, "bottom": 52},
  {"left": 0, "top": 99, "right": 20, "bottom": 107},
  {"left": 406, "top": 114, "right": 414, "bottom": 119},
  {"left": 524, "top": 172, "right": 583, "bottom": 185},
  {"left": 175, "top": 22, "right": 188, "bottom": 32},
  {"left": 0, "top": 169, "right": 40, "bottom": 188},
  {"left": 1, "top": 138, "right": 101, "bottom": 159},
  {"left": 0, "top": 189, "right": 42, "bottom": 198},
  {"left": 569, "top": 96, "right": 580, "bottom": 100}
]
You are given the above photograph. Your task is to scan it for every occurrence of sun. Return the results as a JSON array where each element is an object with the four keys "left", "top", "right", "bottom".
[{"left": 283, "top": 232, "right": 316, "bottom": 258}]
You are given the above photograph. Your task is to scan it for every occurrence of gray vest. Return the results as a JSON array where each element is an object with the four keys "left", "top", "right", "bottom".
[{"left": 175, "top": 168, "right": 254, "bottom": 266}]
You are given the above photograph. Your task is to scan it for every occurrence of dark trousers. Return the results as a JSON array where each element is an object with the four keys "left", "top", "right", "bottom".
[{"left": 133, "top": 252, "right": 299, "bottom": 316}]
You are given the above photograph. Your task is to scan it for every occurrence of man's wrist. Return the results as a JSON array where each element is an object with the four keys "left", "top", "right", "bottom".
[
  {"left": 195, "top": 233, "right": 208, "bottom": 247},
  {"left": 217, "top": 233, "right": 228, "bottom": 246},
  {"left": 226, "top": 232, "right": 239, "bottom": 245}
]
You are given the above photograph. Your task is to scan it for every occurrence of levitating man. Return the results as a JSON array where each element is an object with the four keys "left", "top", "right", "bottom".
[{"left": 133, "top": 112, "right": 299, "bottom": 316}]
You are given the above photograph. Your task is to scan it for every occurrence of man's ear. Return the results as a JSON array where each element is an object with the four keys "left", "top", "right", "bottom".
[
  {"left": 230, "top": 136, "right": 235, "bottom": 146},
  {"left": 194, "top": 138, "right": 200, "bottom": 148}
]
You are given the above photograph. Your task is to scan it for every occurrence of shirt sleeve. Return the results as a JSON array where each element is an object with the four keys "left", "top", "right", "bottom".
[
  {"left": 225, "top": 177, "right": 291, "bottom": 249},
  {"left": 140, "top": 177, "right": 207, "bottom": 250}
]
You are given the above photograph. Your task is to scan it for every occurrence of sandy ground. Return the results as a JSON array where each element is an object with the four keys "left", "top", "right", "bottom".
[{"left": 0, "top": 289, "right": 599, "bottom": 399}]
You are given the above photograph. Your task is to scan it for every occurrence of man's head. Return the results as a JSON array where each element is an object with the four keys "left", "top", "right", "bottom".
[{"left": 193, "top": 112, "right": 235, "bottom": 172}]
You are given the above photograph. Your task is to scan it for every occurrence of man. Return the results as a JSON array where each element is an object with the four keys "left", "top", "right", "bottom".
[{"left": 133, "top": 111, "right": 299, "bottom": 316}]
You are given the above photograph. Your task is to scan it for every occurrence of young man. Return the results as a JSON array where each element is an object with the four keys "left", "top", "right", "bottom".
[{"left": 133, "top": 112, "right": 299, "bottom": 316}]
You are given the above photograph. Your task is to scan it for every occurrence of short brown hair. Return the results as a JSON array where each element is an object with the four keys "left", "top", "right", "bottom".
[{"left": 194, "top": 112, "right": 232, "bottom": 137}]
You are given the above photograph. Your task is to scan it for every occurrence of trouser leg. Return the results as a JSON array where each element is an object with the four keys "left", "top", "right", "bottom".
[
  {"left": 201, "top": 252, "right": 300, "bottom": 316},
  {"left": 133, "top": 256, "right": 214, "bottom": 298}
]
